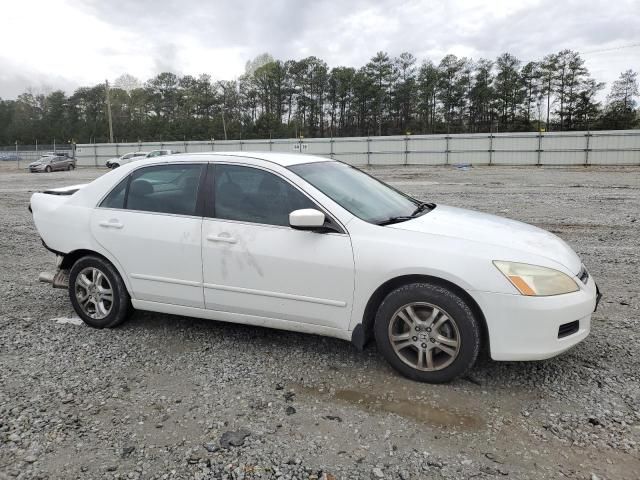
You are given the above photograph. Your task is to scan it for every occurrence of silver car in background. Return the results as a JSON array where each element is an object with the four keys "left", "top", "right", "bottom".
[{"left": 28, "top": 154, "right": 76, "bottom": 173}]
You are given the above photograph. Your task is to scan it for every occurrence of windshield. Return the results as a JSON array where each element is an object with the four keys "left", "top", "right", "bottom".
[{"left": 290, "top": 161, "right": 428, "bottom": 224}]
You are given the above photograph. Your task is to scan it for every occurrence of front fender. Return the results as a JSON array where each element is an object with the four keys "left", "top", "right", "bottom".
[{"left": 345, "top": 224, "right": 525, "bottom": 332}]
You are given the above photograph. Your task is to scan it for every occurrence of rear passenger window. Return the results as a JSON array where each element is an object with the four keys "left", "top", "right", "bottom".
[
  {"left": 127, "top": 164, "right": 204, "bottom": 215},
  {"left": 100, "top": 177, "right": 127, "bottom": 209},
  {"left": 100, "top": 164, "right": 204, "bottom": 216}
]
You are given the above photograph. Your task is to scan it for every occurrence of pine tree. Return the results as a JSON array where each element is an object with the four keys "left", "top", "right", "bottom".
[{"left": 607, "top": 70, "right": 639, "bottom": 111}]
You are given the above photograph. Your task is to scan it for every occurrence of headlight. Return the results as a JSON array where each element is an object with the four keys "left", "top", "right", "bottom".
[{"left": 493, "top": 261, "right": 579, "bottom": 296}]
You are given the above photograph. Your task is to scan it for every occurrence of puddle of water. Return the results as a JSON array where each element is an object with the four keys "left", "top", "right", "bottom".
[{"left": 296, "top": 385, "right": 483, "bottom": 430}]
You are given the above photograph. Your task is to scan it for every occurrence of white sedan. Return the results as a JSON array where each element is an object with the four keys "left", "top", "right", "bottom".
[
  {"left": 30, "top": 152, "right": 600, "bottom": 383},
  {"left": 105, "top": 151, "right": 149, "bottom": 169}
]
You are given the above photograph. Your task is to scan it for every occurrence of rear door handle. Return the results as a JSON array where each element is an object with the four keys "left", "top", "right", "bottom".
[
  {"left": 207, "top": 233, "right": 237, "bottom": 244},
  {"left": 99, "top": 219, "right": 124, "bottom": 229}
]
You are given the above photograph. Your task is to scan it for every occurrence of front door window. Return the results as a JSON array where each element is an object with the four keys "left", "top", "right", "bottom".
[{"left": 213, "top": 164, "right": 315, "bottom": 226}]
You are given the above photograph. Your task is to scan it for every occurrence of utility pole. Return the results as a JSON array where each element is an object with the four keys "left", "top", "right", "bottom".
[
  {"left": 221, "top": 110, "right": 228, "bottom": 141},
  {"left": 105, "top": 79, "right": 114, "bottom": 143},
  {"left": 217, "top": 81, "right": 228, "bottom": 140}
]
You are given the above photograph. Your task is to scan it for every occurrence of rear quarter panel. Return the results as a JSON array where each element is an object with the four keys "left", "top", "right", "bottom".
[
  {"left": 31, "top": 193, "right": 93, "bottom": 253},
  {"left": 31, "top": 191, "right": 135, "bottom": 294}
]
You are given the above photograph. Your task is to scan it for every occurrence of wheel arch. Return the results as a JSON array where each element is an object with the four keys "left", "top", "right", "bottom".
[
  {"left": 60, "top": 249, "right": 132, "bottom": 296},
  {"left": 352, "top": 274, "right": 489, "bottom": 355}
]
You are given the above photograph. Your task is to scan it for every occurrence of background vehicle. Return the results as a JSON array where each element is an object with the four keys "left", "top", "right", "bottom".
[
  {"left": 0, "top": 152, "right": 22, "bottom": 161},
  {"left": 144, "top": 149, "right": 178, "bottom": 158},
  {"left": 30, "top": 152, "right": 598, "bottom": 383},
  {"left": 106, "top": 150, "right": 177, "bottom": 168},
  {"left": 106, "top": 151, "right": 148, "bottom": 169},
  {"left": 28, "top": 153, "right": 76, "bottom": 173}
]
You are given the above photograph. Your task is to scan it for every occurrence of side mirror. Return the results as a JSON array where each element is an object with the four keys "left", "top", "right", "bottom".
[{"left": 289, "top": 208, "right": 326, "bottom": 230}]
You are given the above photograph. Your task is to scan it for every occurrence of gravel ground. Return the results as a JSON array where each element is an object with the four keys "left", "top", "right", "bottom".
[{"left": 1, "top": 163, "right": 639, "bottom": 480}]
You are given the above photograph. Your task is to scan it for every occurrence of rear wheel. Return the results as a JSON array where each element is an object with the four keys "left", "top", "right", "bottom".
[
  {"left": 374, "top": 282, "right": 481, "bottom": 383},
  {"left": 69, "top": 256, "right": 131, "bottom": 328},
  {"left": 67, "top": 164, "right": 74, "bottom": 171}
]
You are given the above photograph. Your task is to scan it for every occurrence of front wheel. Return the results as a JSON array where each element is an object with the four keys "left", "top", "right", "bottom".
[
  {"left": 374, "top": 282, "right": 481, "bottom": 383},
  {"left": 45, "top": 165, "right": 52, "bottom": 173},
  {"left": 69, "top": 256, "right": 131, "bottom": 328}
]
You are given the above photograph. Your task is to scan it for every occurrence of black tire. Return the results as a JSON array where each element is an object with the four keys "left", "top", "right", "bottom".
[
  {"left": 111, "top": 163, "right": 119, "bottom": 169},
  {"left": 374, "top": 282, "right": 481, "bottom": 383},
  {"left": 69, "top": 256, "right": 131, "bottom": 328},
  {"left": 45, "top": 165, "right": 51, "bottom": 173},
  {"left": 68, "top": 164, "right": 74, "bottom": 171}
]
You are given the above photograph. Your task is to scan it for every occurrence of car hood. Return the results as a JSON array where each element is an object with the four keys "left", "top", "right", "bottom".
[
  {"left": 29, "top": 160, "right": 48, "bottom": 166},
  {"left": 389, "top": 205, "right": 582, "bottom": 274}
]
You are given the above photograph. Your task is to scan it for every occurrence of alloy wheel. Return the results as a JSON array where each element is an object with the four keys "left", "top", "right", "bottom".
[
  {"left": 74, "top": 267, "right": 114, "bottom": 319},
  {"left": 388, "top": 302, "right": 461, "bottom": 371}
]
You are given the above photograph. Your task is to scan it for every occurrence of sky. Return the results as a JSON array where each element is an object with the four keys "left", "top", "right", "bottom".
[{"left": 0, "top": 0, "right": 638, "bottom": 99}]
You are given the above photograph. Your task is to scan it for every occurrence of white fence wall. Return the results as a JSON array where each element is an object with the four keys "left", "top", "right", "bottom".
[{"left": 74, "top": 130, "right": 640, "bottom": 167}]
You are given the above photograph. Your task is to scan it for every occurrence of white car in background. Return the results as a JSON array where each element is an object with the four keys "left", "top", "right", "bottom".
[
  {"left": 106, "top": 152, "right": 148, "bottom": 169},
  {"left": 30, "top": 152, "right": 600, "bottom": 383},
  {"left": 144, "top": 149, "right": 178, "bottom": 158},
  {"left": 107, "top": 150, "right": 179, "bottom": 169}
]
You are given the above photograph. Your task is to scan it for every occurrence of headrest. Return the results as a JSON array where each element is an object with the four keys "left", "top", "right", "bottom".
[
  {"left": 130, "top": 179, "right": 153, "bottom": 197},
  {"left": 257, "top": 175, "right": 281, "bottom": 194},
  {"left": 183, "top": 175, "right": 199, "bottom": 190}
]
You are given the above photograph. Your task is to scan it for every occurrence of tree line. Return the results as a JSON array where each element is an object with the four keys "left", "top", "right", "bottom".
[{"left": 0, "top": 50, "right": 638, "bottom": 145}]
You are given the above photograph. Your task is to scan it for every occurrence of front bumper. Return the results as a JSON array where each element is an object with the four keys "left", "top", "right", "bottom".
[{"left": 471, "top": 274, "right": 598, "bottom": 361}]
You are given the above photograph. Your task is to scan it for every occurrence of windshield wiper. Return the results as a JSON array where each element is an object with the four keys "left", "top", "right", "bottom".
[
  {"left": 377, "top": 202, "right": 435, "bottom": 226},
  {"left": 411, "top": 202, "right": 435, "bottom": 216},
  {"left": 377, "top": 216, "right": 415, "bottom": 226}
]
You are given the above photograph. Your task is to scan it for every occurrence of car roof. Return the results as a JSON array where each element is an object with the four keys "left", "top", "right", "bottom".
[
  {"left": 181, "top": 151, "right": 334, "bottom": 167},
  {"left": 118, "top": 151, "right": 334, "bottom": 171}
]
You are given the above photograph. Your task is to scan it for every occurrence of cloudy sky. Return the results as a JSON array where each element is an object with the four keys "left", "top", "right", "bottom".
[{"left": 1, "top": 0, "right": 638, "bottom": 99}]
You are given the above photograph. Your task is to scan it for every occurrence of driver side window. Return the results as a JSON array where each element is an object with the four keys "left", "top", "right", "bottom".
[{"left": 213, "top": 164, "right": 315, "bottom": 227}]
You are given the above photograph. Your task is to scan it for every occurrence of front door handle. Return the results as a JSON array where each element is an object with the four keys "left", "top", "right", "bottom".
[
  {"left": 207, "top": 233, "right": 237, "bottom": 244},
  {"left": 99, "top": 219, "right": 124, "bottom": 229}
]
